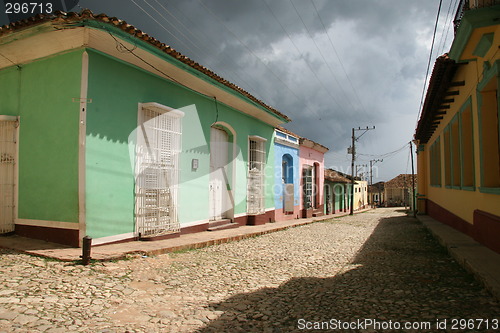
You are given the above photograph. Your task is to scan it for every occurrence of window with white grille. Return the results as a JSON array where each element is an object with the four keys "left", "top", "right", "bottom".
[
  {"left": 0, "top": 118, "right": 17, "bottom": 234},
  {"left": 303, "top": 165, "right": 313, "bottom": 209},
  {"left": 135, "top": 103, "right": 183, "bottom": 238},
  {"left": 247, "top": 137, "right": 266, "bottom": 214}
]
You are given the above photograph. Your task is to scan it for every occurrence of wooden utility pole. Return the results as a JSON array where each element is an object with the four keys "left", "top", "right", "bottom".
[
  {"left": 349, "top": 126, "right": 375, "bottom": 215},
  {"left": 410, "top": 141, "right": 416, "bottom": 217},
  {"left": 350, "top": 128, "right": 355, "bottom": 215}
]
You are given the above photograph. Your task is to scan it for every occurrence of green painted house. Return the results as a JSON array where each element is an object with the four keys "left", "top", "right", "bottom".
[
  {"left": 0, "top": 11, "right": 289, "bottom": 247},
  {"left": 323, "top": 169, "right": 349, "bottom": 215}
]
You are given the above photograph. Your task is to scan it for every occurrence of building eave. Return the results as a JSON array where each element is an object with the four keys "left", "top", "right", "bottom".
[
  {"left": 299, "top": 137, "right": 329, "bottom": 153},
  {"left": 414, "top": 54, "right": 459, "bottom": 144},
  {"left": 0, "top": 10, "right": 291, "bottom": 125}
]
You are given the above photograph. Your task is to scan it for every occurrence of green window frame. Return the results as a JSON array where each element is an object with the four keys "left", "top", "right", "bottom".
[
  {"left": 450, "top": 114, "right": 461, "bottom": 188},
  {"left": 477, "top": 60, "right": 500, "bottom": 194},
  {"left": 459, "top": 98, "right": 475, "bottom": 190},
  {"left": 430, "top": 136, "right": 442, "bottom": 187},
  {"left": 444, "top": 125, "right": 452, "bottom": 188},
  {"left": 441, "top": 99, "right": 476, "bottom": 191}
]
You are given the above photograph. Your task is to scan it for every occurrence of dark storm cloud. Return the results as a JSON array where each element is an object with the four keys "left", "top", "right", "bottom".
[{"left": 0, "top": 0, "right": 452, "bottom": 180}]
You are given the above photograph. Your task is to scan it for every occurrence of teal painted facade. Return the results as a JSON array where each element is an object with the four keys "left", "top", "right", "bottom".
[
  {"left": 0, "top": 51, "right": 82, "bottom": 224},
  {"left": 85, "top": 49, "right": 278, "bottom": 239},
  {"left": 323, "top": 180, "right": 348, "bottom": 214}
]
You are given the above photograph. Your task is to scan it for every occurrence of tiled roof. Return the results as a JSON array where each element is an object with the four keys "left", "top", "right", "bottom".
[
  {"left": 277, "top": 126, "right": 329, "bottom": 152},
  {"left": 299, "top": 136, "right": 329, "bottom": 152},
  {"left": 0, "top": 10, "right": 290, "bottom": 122},
  {"left": 415, "top": 54, "right": 459, "bottom": 143},
  {"left": 275, "top": 126, "right": 299, "bottom": 139},
  {"left": 324, "top": 169, "right": 350, "bottom": 183},
  {"left": 385, "top": 174, "right": 417, "bottom": 189},
  {"left": 368, "top": 181, "right": 385, "bottom": 192}
]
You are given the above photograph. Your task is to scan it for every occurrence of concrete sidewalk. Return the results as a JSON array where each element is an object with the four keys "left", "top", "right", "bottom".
[
  {"left": 417, "top": 214, "right": 500, "bottom": 301},
  {"left": 0, "top": 208, "right": 372, "bottom": 262}
]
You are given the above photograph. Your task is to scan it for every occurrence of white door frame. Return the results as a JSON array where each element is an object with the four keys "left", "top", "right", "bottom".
[{"left": 209, "top": 122, "right": 236, "bottom": 220}]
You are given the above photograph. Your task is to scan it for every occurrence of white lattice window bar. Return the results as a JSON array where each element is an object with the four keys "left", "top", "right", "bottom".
[
  {"left": 247, "top": 137, "right": 266, "bottom": 215},
  {"left": 135, "top": 103, "right": 183, "bottom": 238},
  {"left": 303, "top": 165, "right": 313, "bottom": 209}
]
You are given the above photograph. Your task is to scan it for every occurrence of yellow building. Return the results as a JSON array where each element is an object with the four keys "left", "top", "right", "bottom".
[
  {"left": 354, "top": 180, "right": 369, "bottom": 211},
  {"left": 415, "top": 1, "right": 500, "bottom": 254}
]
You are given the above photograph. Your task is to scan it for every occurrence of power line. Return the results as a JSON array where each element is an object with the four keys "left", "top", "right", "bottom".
[
  {"left": 358, "top": 142, "right": 409, "bottom": 159},
  {"left": 310, "top": 0, "right": 369, "bottom": 119},
  {"left": 260, "top": 0, "right": 344, "bottom": 119},
  {"left": 288, "top": 0, "right": 355, "bottom": 114},
  {"left": 129, "top": 0, "right": 191, "bottom": 52},
  {"left": 416, "top": 0, "right": 444, "bottom": 126},
  {"left": 195, "top": 0, "right": 321, "bottom": 118},
  {"left": 137, "top": 0, "right": 265, "bottom": 101},
  {"left": 436, "top": 0, "right": 453, "bottom": 54},
  {"left": 437, "top": 0, "right": 457, "bottom": 54}
]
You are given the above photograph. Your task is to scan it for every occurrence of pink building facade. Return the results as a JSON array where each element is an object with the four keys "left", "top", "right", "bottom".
[{"left": 299, "top": 138, "right": 328, "bottom": 218}]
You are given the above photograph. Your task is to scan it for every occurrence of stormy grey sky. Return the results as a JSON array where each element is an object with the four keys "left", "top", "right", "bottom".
[{"left": 0, "top": 0, "right": 457, "bottom": 182}]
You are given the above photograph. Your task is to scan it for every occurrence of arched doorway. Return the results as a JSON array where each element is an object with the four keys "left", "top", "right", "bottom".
[
  {"left": 209, "top": 125, "right": 232, "bottom": 220},
  {"left": 282, "top": 154, "right": 294, "bottom": 213}
]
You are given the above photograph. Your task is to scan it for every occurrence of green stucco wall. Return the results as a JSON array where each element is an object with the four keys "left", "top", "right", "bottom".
[
  {"left": 0, "top": 51, "right": 82, "bottom": 223},
  {"left": 85, "top": 49, "right": 276, "bottom": 239}
]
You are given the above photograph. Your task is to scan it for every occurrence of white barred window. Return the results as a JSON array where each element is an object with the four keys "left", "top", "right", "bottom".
[
  {"left": 135, "top": 103, "right": 183, "bottom": 238},
  {"left": 0, "top": 117, "right": 17, "bottom": 234},
  {"left": 247, "top": 137, "right": 266, "bottom": 214}
]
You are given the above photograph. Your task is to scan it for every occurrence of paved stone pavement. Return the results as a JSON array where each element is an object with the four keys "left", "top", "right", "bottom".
[{"left": 0, "top": 208, "right": 499, "bottom": 332}]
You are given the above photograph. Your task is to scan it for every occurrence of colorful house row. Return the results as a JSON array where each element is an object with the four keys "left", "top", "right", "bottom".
[
  {"left": 0, "top": 11, "right": 330, "bottom": 247},
  {"left": 415, "top": 1, "right": 500, "bottom": 254},
  {"left": 272, "top": 127, "right": 329, "bottom": 221}
]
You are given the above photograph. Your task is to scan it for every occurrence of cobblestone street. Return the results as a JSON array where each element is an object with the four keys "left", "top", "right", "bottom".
[{"left": 1, "top": 208, "right": 499, "bottom": 332}]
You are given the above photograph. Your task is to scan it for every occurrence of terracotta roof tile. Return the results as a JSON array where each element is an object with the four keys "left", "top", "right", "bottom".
[
  {"left": 385, "top": 174, "right": 417, "bottom": 189},
  {"left": 299, "top": 136, "right": 329, "bottom": 152},
  {"left": 275, "top": 126, "right": 300, "bottom": 139},
  {"left": 368, "top": 181, "right": 385, "bottom": 192},
  {"left": 0, "top": 10, "right": 290, "bottom": 122},
  {"left": 324, "top": 169, "right": 350, "bottom": 183},
  {"left": 415, "top": 53, "right": 458, "bottom": 143}
]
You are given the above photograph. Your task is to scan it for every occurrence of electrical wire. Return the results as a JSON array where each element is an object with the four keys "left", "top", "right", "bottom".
[
  {"left": 288, "top": 0, "right": 353, "bottom": 113},
  {"left": 416, "top": 0, "right": 444, "bottom": 126},
  {"left": 131, "top": 0, "right": 267, "bottom": 101},
  {"left": 195, "top": 0, "right": 320, "bottom": 116},
  {"left": 260, "top": 0, "right": 343, "bottom": 120},
  {"left": 129, "top": 0, "right": 191, "bottom": 52},
  {"left": 357, "top": 142, "right": 409, "bottom": 159},
  {"left": 0, "top": 52, "right": 20, "bottom": 69},
  {"left": 437, "top": 0, "right": 458, "bottom": 55},
  {"left": 436, "top": 0, "right": 453, "bottom": 54},
  {"left": 310, "top": 0, "right": 370, "bottom": 119},
  {"left": 150, "top": 0, "right": 263, "bottom": 97}
]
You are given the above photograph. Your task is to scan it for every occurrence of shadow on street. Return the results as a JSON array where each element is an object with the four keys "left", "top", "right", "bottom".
[{"left": 196, "top": 214, "right": 500, "bottom": 332}]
